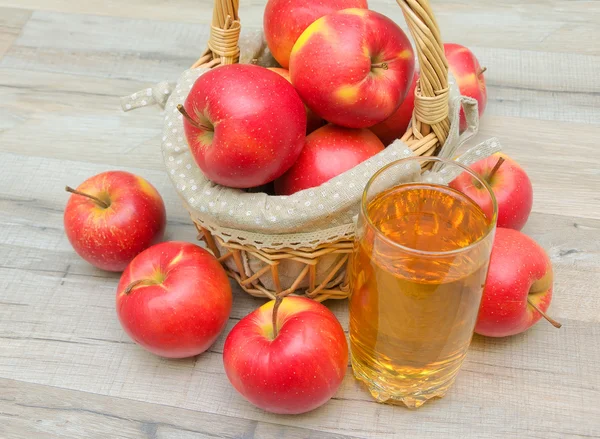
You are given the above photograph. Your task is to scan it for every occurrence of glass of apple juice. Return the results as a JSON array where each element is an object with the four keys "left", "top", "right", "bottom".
[{"left": 349, "top": 156, "right": 498, "bottom": 408}]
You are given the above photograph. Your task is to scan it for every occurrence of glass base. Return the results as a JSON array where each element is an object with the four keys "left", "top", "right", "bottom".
[{"left": 351, "top": 356, "right": 457, "bottom": 409}]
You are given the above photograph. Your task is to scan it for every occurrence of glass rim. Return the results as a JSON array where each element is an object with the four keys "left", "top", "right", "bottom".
[{"left": 361, "top": 155, "right": 498, "bottom": 257}]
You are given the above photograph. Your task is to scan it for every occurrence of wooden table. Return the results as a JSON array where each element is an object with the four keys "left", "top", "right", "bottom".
[{"left": 1, "top": 1, "right": 599, "bottom": 438}]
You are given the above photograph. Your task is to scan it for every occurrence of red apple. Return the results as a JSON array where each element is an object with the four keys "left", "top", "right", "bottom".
[
  {"left": 180, "top": 64, "right": 306, "bottom": 188},
  {"left": 116, "top": 241, "right": 232, "bottom": 358},
  {"left": 264, "top": 0, "right": 368, "bottom": 69},
  {"left": 450, "top": 153, "right": 533, "bottom": 230},
  {"left": 444, "top": 43, "right": 487, "bottom": 132},
  {"left": 64, "top": 171, "right": 166, "bottom": 272},
  {"left": 274, "top": 124, "right": 384, "bottom": 195},
  {"left": 369, "top": 71, "right": 418, "bottom": 146},
  {"left": 290, "top": 9, "right": 415, "bottom": 129},
  {"left": 268, "top": 67, "right": 324, "bottom": 134},
  {"left": 223, "top": 297, "right": 348, "bottom": 414},
  {"left": 475, "top": 228, "right": 561, "bottom": 337}
]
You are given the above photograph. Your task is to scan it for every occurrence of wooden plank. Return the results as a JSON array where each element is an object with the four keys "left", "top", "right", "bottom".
[
  {"left": 2, "top": 11, "right": 599, "bottom": 127},
  {"left": 0, "top": 68, "right": 166, "bottom": 169},
  {"left": 0, "top": 0, "right": 598, "bottom": 55},
  {"left": 1, "top": 11, "right": 211, "bottom": 82},
  {"left": 0, "top": 378, "right": 355, "bottom": 439},
  {"left": 1, "top": 283, "right": 598, "bottom": 438},
  {"left": 0, "top": 7, "right": 30, "bottom": 58},
  {"left": 485, "top": 84, "right": 600, "bottom": 125}
]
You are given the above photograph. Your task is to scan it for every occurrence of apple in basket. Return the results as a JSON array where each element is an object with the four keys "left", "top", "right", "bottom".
[
  {"left": 263, "top": 0, "right": 368, "bottom": 69},
  {"left": 179, "top": 64, "right": 306, "bottom": 188},
  {"left": 64, "top": 171, "right": 166, "bottom": 272},
  {"left": 116, "top": 242, "right": 232, "bottom": 358},
  {"left": 369, "top": 71, "right": 419, "bottom": 146},
  {"left": 450, "top": 153, "right": 533, "bottom": 230},
  {"left": 223, "top": 297, "right": 348, "bottom": 414},
  {"left": 444, "top": 43, "right": 487, "bottom": 132},
  {"left": 475, "top": 228, "right": 561, "bottom": 337},
  {"left": 275, "top": 124, "right": 384, "bottom": 195},
  {"left": 290, "top": 9, "right": 415, "bottom": 129},
  {"left": 268, "top": 67, "right": 324, "bottom": 134}
]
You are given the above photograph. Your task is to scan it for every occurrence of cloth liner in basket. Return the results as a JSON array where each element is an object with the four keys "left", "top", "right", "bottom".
[
  {"left": 159, "top": 34, "right": 500, "bottom": 296},
  {"left": 122, "top": 9, "right": 503, "bottom": 301}
]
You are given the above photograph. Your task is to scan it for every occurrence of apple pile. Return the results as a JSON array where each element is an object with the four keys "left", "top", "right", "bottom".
[
  {"left": 59, "top": 0, "right": 559, "bottom": 415},
  {"left": 179, "top": 3, "right": 490, "bottom": 193}
]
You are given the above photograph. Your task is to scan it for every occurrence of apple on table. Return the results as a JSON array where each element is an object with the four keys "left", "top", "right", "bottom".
[
  {"left": 116, "top": 241, "right": 232, "bottom": 358},
  {"left": 223, "top": 296, "right": 348, "bottom": 414},
  {"left": 476, "top": 228, "right": 561, "bottom": 337},
  {"left": 64, "top": 171, "right": 166, "bottom": 272},
  {"left": 450, "top": 153, "right": 533, "bottom": 230}
]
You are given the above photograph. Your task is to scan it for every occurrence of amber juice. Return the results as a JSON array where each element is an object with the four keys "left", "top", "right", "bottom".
[{"left": 349, "top": 183, "right": 494, "bottom": 408}]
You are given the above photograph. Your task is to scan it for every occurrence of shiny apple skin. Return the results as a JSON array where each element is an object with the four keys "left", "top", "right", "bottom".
[
  {"left": 290, "top": 9, "right": 415, "bottom": 129},
  {"left": 116, "top": 241, "right": 232, "bottom": 358},
  {"left": 223, "top": 297, "right": 348, "bottom": 414},
  {"left": 182, "top": 64, "right": 306, "bottom": 188},
  {"left": 475, "top": 228, "right": 554, "bottom": 337},
  {"left": 370, "top": 71, "right": 418, "bottom": 146},
  {"left": 64, "top": 171, "right": 166, "bottom": 272},
  {"left": 450, "top": 153, "right": 533, "bottom": 230},
  {"left": 275, "top": 124, "right": 384, "bottom": 195},
  {"left": 444, "top": 43, "right": 487, "bottom": 132},
  {"left": 264, "top": 0, "right": 368, "bottom": 69},
  {"left": 268, "top": 67, "right": 324, "bottom": 134}
]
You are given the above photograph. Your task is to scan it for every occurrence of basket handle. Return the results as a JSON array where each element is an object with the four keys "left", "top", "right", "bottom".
[
  {"left": 398, "top": 0, "right": 450, "bottom": 156},
  {"left": 192, "top": 0, "right": 241, "bottom": 68}
]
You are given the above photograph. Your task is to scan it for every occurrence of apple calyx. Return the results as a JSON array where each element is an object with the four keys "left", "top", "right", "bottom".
[
  {"left": 123, "top": 278, "right": 162, "bottom": 295},
  {"left": 271, "top": 296, "right": 283, "bottom": 339},
  {"left": 177, "top": 104, "right": 212, "bottom": 131},
  {"left": 527, "top": 296, "right": 562, "bottom": 329},
  {"left": 477, "top": 67, "right": 487, "bottom": 76},
  {"left": 65, "top": 186, "right": 110, "bottom": 209}
]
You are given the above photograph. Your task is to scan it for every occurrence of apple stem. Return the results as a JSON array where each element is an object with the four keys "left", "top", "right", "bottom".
[
  {"left": 123, "top": 278, "right": 160, "bottom": 295},
  {"left": 177, "top": 104, "right": 212, "bottom": 131},
  {"left": 487, "top": 157, "right": 506, "bottom": 182},
  {"left": 527, "top": 297, "right": 562, "bottom": 329},
  {"left": 477, "top": 66, "right": 487, "bottom": 76},
  {"left": 272, "top": 296, "right": 283, "bottom": 339},
  {"left": 371, "top": 62, "right": 389, "bottom": 70},
  {"left": 65, "top": 186, "right": 109, "bottom": 209}
]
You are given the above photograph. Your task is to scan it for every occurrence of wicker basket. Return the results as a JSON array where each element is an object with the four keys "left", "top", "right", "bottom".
[{"left": 188, "top": 0, "right": 450, "bottom": 302}]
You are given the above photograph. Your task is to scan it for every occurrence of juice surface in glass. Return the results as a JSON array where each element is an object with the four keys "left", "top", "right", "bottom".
[{"left": 349, "top": 159, "right": 496, "bottom": 409}]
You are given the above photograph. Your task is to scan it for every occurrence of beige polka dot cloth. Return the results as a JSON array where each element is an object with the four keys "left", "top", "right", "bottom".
[{"left": 122, "top": 29, "right": 502, "bottom": 250}]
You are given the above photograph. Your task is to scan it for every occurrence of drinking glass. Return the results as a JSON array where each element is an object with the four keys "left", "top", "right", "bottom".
[{"left": 349, "top": 156, "right": 498, "bottom": 408}]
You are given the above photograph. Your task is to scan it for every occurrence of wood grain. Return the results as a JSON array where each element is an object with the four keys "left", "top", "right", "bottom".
[
  {"left": 0, "top": 378, "right": 355, "bottom": 439},
  {"left": 0, "top": 8, "right": 30, "bottom": 58},
  {"left": 2, "top": 10, "right": 598, "bottom": 124},
  {"left": 1, "top": 0, "right": 599, "bottom": 55},
  {"left": 1, "top": 1, "right": 600, "bottom": 438}
]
